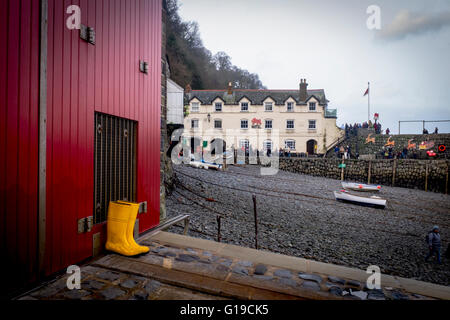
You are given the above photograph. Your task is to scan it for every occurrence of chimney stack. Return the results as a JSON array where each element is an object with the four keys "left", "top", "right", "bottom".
[
  {"left": 185, "top": 84, "right": 191, "bottom": 93},
  {"left": 299, "top": 78, "right": 308, "bottom": 101},
  {"left": 227, "top": 82, "right": 233, "bottom": 95}
]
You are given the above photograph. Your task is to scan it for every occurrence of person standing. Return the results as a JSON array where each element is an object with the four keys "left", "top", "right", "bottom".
[
  {"left": 434, "top": 127, "right": 439, "bottom": 134},
  {"left": 344, "top": 146, "right": 349, "bottom": 159},
  {"left": 425, "top": 226, "right": 442, "bottom": 264},
  {"left": 402, "top": 147, "right": 408, "bottom": 159}
]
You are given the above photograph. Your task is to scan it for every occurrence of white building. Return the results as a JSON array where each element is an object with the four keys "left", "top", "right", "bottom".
[
  {"left": 183, "top": 79, "right": 344, "bottom": 155},
  {"left": 167, "top": 78, "right": 184, "bottom": 125}
]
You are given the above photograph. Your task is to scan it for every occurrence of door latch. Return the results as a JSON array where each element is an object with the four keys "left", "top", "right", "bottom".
[
  {"left": 78, "top": 216, "right": 93, "bottom": 234},
  {"left": 138, "top": 201, "right": 147, "bottom": 214}
]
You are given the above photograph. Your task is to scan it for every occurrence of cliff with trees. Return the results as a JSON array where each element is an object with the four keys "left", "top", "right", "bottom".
[{"left": 165, "top": 0, "right": 265, "bottom": 90}]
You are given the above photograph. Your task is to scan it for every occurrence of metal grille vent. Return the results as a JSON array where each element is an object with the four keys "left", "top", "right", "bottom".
[{"left": 94, "top": 112, "right": 137, "bottom": 224}]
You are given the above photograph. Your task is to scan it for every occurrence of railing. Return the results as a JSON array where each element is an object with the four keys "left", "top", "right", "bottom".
[
  {"left": 323, "top": 134, "right": 347, "bottom": 158},
  {"left": 324, "top": 108, "right": 337, "bottom": 118}
]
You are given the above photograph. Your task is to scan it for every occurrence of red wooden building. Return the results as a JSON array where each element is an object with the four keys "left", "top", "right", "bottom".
[{"left": 1, "top": 0, "right": 162, "bottom": 296}]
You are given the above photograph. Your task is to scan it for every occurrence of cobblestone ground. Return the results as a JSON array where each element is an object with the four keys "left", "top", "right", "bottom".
[
  {"left": 19, "top": 257, "right": 226, "bottom": 300},
  {"left": 19, "top": 241, "right": 431, "bottom": 300},
  {"left": 167, "top": 164, "right": 450, "bottom": 286}
]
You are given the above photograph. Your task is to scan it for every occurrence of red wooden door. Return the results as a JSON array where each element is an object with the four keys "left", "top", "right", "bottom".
[{"left": 45, "top": 0, "right": 161, "bottom": 275}]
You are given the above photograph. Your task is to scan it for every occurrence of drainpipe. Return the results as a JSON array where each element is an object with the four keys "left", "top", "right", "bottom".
[{"left": 38, "top": 0, "right": 48, "bottom": 277}]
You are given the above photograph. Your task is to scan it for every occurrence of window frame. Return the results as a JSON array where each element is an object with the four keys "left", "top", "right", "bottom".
[
  {"left": 191, "top": 102, "right": 200, "bottom": 113},
  {"left": 287, "top": 102, "right": 294, "bottom": 112},
  {"left": 239, "top": 139, "right": 250, "bottom": 149},
  {"left": 191, "top": 119, "right": 199, "bottom": 129},
  {"left": 286, "top": 119, "right": 295, "bottom": 129},
  {"left": 285, "top": 139, "right": 296, "bottom": 150},
  {"left": 309, "top": 102, "right": 316, "bottom": 111},
  {"left": 214, "top": 119, "right": 222, "bottom": 129},
  {"left": 263, "top": 140, "right": 273, "bottom": 151},
  {"left": 240, "top": 119, "right": 249, "bottom": 130},
  {"left": 215, "top": 102, "right": 223, "bottom": 112},
  {"left": 264, "top": 102, "right": 273, "bottom": 112},
  {"left": 265, "top": 119, "right": 273, "bottom": 129},
  {"left": 308, "top": 120, "right": 317, "bottom": 130},
  {"left": 240, "top": 102, "right": 249, "bottom": 112}
]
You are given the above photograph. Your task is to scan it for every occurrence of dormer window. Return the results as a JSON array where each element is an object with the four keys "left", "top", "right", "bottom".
[
  {"left": 215, "top": 102, "right": 222, "bottom": 112},
  {"left": 191, "top": 102, "right": 199, "bottom": 112},
  {"left": 265, "top": 102, "right": 273, "bottom": 112},
  {"left": 241, "top": 102, "right": 249, "bottom": 112},
  {"left": 309, "top": 102, "right": 316, "bottom": 111},
  {"left": 287, "top": 102, "right": 294, "bottom": 112}
]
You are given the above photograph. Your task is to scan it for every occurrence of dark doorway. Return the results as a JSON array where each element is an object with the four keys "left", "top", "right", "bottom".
[
  {"left": 94, "top": 113, "right": 137, "bottom": 224},
  {"left": 210, "top": 138, "right": 226, "bottom": 155},
  {"left": 307, "top": 139, "right": 317, "bottom": 155},
  {"left": 190, "top": 137, "right": 202, "bottom": 156}
]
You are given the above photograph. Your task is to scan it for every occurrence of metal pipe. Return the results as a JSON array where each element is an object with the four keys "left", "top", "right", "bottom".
[{"left": 38, "top": 0, "right": 48, "bottom": 277}]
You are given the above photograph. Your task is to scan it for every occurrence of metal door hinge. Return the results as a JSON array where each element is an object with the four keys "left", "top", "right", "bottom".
[
  {"left": 80, "top": 24, "right": 95, "bottom": 45},
  {"left": 139, "top": 60, "right": 149, "bottom": 74},
  {"left": 78, "top": 216, "right": 93, "bottom": 234},
  {"left": 139, "top": 201, "right": 147, "bottom": 214}
]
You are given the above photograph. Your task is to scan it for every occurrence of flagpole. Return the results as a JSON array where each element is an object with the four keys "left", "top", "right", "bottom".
[{"left": 368, "top": 82, "right": 370, "bottom": 123}]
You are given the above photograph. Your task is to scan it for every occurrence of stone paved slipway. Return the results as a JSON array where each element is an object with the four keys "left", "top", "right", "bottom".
[
  {"left": 166, "top": 164, "right": 450, "bottom": 286},
  {"left": 17, "top": 234, "right": 446, "bottom": 300}
]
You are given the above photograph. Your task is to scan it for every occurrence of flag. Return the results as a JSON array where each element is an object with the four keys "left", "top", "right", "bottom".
[{"left": 363, "top": 87, "right": 369, "bottom": 96}]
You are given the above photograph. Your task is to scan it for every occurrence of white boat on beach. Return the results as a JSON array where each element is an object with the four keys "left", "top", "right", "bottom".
[
  {"left": 341, "top": 182, "right": 381, "bottom": 192},
  {"left": 211, "top": 151, "right": 234, "bottom": 163},
  {"left": 189, "top": 160, "right": 222, "bottom": 171},
  {"left": 334, "top": 190, "right": 386, "bottom": 209}
]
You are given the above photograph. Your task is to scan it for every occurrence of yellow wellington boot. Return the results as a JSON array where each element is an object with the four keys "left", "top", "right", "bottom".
[
  {"left": 105, "top": 201, "right": 142, "bottom": 256},
  {"left": 116, "top": 200, "right": 149, "bottom": 254}
]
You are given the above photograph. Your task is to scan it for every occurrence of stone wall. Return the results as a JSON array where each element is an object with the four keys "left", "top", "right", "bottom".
[
  {"left": 159, "top": 1, "right": 175, "bottom": 221},
  {"left": 328, "top": 132, "right": 450, "bottom": 160},
  {"left": 279, "top": 158, "right": 449, "bottom": 194}
]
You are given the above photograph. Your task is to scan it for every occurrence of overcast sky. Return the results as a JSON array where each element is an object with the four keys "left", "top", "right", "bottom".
[{"left": 178, "top": 0, "right": 450, "bottom": 133}]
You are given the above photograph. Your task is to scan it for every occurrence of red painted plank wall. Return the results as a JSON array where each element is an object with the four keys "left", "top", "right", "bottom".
[
  {"left": 0, "top": 0, "right": 40, "bottom": 291},
  {"left": 45, "top": 0, "right": 161, "bottom": 275}
]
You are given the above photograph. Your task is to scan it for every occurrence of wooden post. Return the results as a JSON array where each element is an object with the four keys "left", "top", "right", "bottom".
[
  {"left": 340, "top": 156, "right": 345, "bottom": 181},
  {"left": 183, "top": 217, "right": 190, "bottom": 235},
  {"left": 217, "top": 215, "right": 221, "bottom": 243},
  {"left": 425, "top": 163, "right": 429, "bottom": 192},
  {"left": 222, "top": 152, "right": 227, "bottom": 171},
  {"left": 367, "top": 160, "right": 372, "bottom": 184},
  {"left": 446, "top": 163, "right": 448, "bottom": 195},
  {"left": 392, "top": 159, "right": 397, "bottom": 187},
  {"left": 252, "top": 195, "right": 258, "bottom": 250}
]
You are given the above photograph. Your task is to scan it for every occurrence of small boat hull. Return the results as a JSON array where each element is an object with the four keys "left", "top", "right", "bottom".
[
  {"left": 211, "top": 152, "right": 233, "bottom": 163},
  {"left": 341, "top": 182, "right": 381, "bottom": 192},
  {"left": 189, "top": 160, "right": 222, "bottom": 170},
  {"left": 334, "top": 191, "right": 386, "bottom": 209}
]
